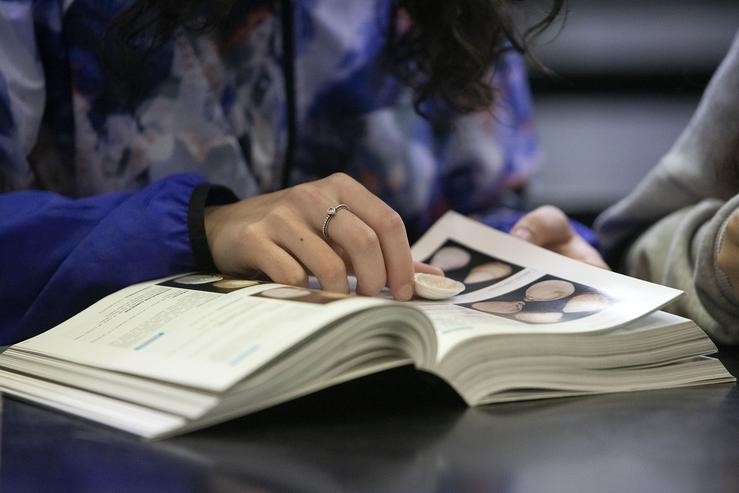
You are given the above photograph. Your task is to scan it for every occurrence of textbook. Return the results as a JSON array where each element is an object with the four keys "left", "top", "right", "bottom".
[{"left": 0, "top": 212, "right": 733, "bottom": 439}]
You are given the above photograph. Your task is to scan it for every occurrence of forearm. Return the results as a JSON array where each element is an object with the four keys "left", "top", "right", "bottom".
[{"left": 623, "top": 196, "right": 739, "bottom": 344}]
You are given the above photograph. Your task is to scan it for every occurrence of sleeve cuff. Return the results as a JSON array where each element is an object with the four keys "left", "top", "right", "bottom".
[
  {"left": 188, "top": 183, "right": 239, "bottom": 273},
  {"left": 712, "top": 208, "right": 739, "bottom": 303}
]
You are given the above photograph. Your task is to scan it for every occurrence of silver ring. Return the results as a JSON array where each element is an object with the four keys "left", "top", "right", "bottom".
[{"left": 322, "top": 203, "right": 350, "bottom": 241}]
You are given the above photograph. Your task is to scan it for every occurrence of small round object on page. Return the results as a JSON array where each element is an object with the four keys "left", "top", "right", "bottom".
[
  {"left": 429, "top": 246, "right": 471, "bottom": 271},
  {"left": 413, "top": 273, "right": 466, "bottom": 300},
  {"left": 463, "top": 262, "right": 513, "bottom": 283},
  {"left": 212, "top": 279, "right": 259, "bottom": 289},
  {"left": 174, "top": 274, "right": 224, "bottom": 285},
  {"left": 261, "top": 287, "right": 312, "bottom": 299},
  {"left": 524, "top": 280, "right": 575, "bottom": 301},
  {"left": 471, "top": 300, "right": 525, "bottom": 314}
]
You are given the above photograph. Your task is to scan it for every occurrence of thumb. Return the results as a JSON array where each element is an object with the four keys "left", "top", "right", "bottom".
[{"left": 510, "top": 205, "right": 574, "bottom": 247}]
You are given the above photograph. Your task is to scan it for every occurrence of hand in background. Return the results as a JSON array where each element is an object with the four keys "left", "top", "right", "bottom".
[
  {"left": 510, "top": 205, "right": 610, "bottom": 269},
  {"left": 204, "top": 173, "right": 416, "bottom": 300},
  {"left": 717, "top": 209, "right": 739, "bottom": 299}
]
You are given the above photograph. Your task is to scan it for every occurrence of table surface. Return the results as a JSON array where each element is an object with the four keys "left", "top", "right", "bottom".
[{"left": 2, "top": 346, "right": 738, "bottom": 493}]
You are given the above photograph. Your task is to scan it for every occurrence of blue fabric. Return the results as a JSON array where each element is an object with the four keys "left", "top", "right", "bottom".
[
  {"left": 0, "top": 173, "right": 202, "bottom": 345},
  {"left": 480, "top": 208, "right": 600, "bottom": 250}
]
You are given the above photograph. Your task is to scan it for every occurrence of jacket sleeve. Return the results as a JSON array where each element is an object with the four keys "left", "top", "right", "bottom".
[
  {"left": 618, "top": 197, "right": 739, "bottom": 344},
  {"left": 0, "top": 173, "right": 214, "bottom": 345},
  {"left": 595, "top": 31, "right": 739, "bottom": 344}
]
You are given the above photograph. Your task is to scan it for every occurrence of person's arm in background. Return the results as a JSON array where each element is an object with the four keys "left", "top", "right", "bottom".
[{"left": 594, "top": 31, "right": 739, "bottom": 344}]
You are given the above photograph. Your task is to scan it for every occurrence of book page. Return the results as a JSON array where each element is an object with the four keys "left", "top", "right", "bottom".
[
  {"left": 410, "top": 212, "right": 683, "bottom": 359},
  {"left": 14, "top": 275, "right": 390, "bottom": 391}
]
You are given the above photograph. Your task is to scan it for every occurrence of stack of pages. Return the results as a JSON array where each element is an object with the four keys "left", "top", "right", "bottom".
[{"left": 0, "top": 212, "right": 733, "bottom": 439}]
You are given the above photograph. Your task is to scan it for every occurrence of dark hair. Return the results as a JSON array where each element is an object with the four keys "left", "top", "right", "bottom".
[
  {"left": 102, "top": 0, "right": 565, "bottom": 114},
  {"left": 386, "top": 0, "right": 565, "bottom": 114}
]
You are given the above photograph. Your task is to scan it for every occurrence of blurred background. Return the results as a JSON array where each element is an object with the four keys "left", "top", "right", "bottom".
[{"left": 525, "top": 0, "right": 739, "bottom": 225}]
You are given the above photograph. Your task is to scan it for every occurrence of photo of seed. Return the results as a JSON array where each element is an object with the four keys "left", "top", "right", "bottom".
[
  {"left": 212, "top": 279, "right": 259, "bottom": 290},
  {"left": 174, "top": 274, "right": 224, "bottom": 285},
  {"left": 463, "top": 262, "right": 513, "bottom": 284},
  {"left": 524, "top": 280, "right": 576, "bottom": 301},
  {"left": 429, "top": 246, "right": 471, "bottom": 271},
  {"left": 260, "top": 287, "right": 312, "bottom": 299},
  {"left": 471, "top": 300, "right": 525, "bottom": 314}
]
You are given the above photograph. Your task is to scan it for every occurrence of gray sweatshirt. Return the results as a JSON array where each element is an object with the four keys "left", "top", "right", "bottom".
[{"left": 595, "top": 31, "right": 739, "bottom": 344}]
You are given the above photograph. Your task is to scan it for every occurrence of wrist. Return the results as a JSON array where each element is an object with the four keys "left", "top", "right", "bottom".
[{"left": 188, "top": 184, "right": 238, "bottom": 273}]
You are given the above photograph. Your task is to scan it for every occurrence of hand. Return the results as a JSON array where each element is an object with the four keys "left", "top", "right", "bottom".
[
  {"left": 204, "top": 173, "right": 417, "bottom": 300},
  {"left": 510, "top": 205, "right": 609, "bottom": 269},
  {"left": 717, "top": 209, "right": 739, "bottom": 299}
]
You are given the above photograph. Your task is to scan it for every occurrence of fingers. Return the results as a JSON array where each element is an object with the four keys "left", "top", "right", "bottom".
[
  {"left": 717, "top": 211, "right": 739, "bottom": 297},
  {"left": 319, "top": 209, "right": 387, "bottom": 296},
  {"left": 552, "top": 237, "right": 610, "bottom": 270},
  {"left": 510, "top": 205, "right": 573, "bottom": 246},
  {"left": 326, "top": 174, "right": 415, "bottom": 300},
  {"left": 248, "top": 242, "right": 309, "bottom": 289},
  {"left": 511, "top": 205, "right": 610, "bottom": 270},
  {"left": 723, "top": 210, "right": 739, "bottom": 246},
  {"left": 273, "top": 222, "right": 350, "bottom": 293}
]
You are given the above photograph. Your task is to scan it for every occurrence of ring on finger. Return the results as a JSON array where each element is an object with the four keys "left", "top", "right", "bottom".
[{"left": 322, "top": 203, "right": 350, "bottom": 241}]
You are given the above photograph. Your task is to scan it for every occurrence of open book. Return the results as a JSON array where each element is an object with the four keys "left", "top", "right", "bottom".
[{"left": 0, "top": 212, "right": 733, "bottom": 439}]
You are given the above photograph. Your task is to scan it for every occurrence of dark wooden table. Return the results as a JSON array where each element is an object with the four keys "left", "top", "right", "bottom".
[{"left": 2, "top": 346, "right": 738, "bottom": 493}]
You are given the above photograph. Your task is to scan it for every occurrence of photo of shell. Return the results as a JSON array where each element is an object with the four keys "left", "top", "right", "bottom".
[
  {"left": 212, "top": 279, "right": 260, "bottom": 290},
  {"left": 161, "top": 274, "right": 349, "bottom": 303},
  {"left": 159, "top": 274, "right": 263, "bottom": 294},
  {"left": 253, "top": 287, "right": 349, "bottom": 305},
  {"left": 421, "top": 240, "right": 523, "bottom": 293},
  {"left": 259, "top": 287, "right": 312, "bottom": 299},
  {"left": 429, "top": 246, "right": 471, "bottom": 272},
  {"left": 471, "top": 301, "right": 525, "bottom": 314},
  {"left": 524, "top": 280, "right": 575, "bottom": 301},
  {"left": 464, "top": 262, "right": 513, "bottom": 284},
  {"left": 461, "top": 274, "right": 612, "bottom": 325},
  {"left": 173, "top": 274, "right": 224, "bottom": 285}
]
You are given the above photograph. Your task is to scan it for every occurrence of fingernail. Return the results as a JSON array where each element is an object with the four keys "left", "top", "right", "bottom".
[
  {"left": 397, "top": 283, "right": 414, "bottom": 301},
  {"left": 511, "top": 227, "right": 532, "bottom": 242}
]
